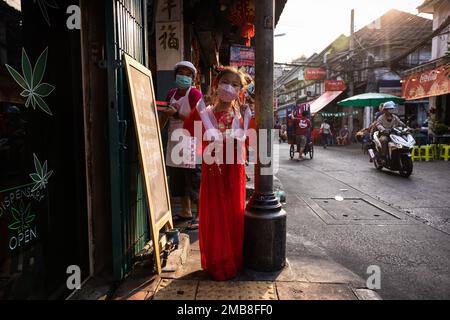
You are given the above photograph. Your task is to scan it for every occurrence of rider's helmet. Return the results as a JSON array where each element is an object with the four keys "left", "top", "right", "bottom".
[{"left": 383, "top": 101, "right": 396, "bottom": 112}]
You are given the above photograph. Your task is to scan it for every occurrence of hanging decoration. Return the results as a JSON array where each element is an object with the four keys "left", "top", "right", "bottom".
[{"left": 229, "top": 0, "right": 255, "bottom": 47}]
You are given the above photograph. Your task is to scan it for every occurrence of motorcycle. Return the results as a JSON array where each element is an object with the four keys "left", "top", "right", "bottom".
[{"left": 368, "top": 127, "right": 415, "bottom": 178}]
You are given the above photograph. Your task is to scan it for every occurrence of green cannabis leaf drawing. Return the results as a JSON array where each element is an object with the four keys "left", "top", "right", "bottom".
[
  {"left": 30, "top": 153, "right": 53, "bottom": 193},
  {"left": 5, "top": 47, "right": 55, "bottom": 116},
  {"left": 34, "top": 0, "right": 59, "bottom": 26},
  {"left": 8, "top": 201, "right": 36, "bottom": 233}
]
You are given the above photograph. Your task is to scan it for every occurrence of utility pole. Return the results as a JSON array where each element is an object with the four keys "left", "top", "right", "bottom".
[
  {"left": 365, "top": 54, "right": 377, "bottom": 128},
  {"left": 347, "top": 9, "right": 355, "bottom": 135},
  {"left": 244, "top": 0, "right": 286, "bottom": 272}
]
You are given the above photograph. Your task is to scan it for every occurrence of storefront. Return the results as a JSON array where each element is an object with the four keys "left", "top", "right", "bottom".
[
  {"left": 309, "top": 80, "right": 347, "bottom": 132},
  {"left": 402, "top": 60, "right": 450, "bottom": 133},
  {"left": 1, "top": 0, "right": 288, "bottom": 299},
  {"left": 101, "top": 0, "right": 288, "bottom": 283},
  {"left": 1, "top": 0, "right": 154, "bottom": 299},
  {"left": 0, "top": 0, "right": 89, "bottom": 299}
]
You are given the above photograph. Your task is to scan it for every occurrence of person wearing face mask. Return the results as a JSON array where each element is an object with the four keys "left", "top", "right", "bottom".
[
  {"left": 161, "top": 61, "right": 203, "bottom": 229},
  {"left": 376, "top": 101, "right": 406, "bottom": 160},
  {"left": 183, "top": 66, "right": 252, "bottom": 281}
]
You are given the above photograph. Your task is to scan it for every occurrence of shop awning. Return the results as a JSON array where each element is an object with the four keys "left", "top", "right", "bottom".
[
  {"left": 402, "top": 64, "right": 450, "bottom": 100},
  {"left": 310, "top": 91, "right": 344, "bottom": 114}
]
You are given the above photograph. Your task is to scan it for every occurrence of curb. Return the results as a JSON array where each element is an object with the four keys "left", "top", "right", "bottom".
[{"left": 352, "top": 288, "right": 382, "bottom": 300}]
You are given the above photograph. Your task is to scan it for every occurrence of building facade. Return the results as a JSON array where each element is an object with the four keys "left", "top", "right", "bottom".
[
  {"left": 275, "top": 9, "right": 433, "bottom": 135},
  {"left": 0, "top": 0, "right": 287, "bottom": 299},
  {"left": 401, "top": 0, "right": 450, "bottom": 135}
]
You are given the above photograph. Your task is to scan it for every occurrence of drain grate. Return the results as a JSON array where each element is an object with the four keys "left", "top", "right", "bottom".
[
  {"left": 299, "top": 195, "right": 410, "bottom": 225},
  {"left": 313, "top": 198, "right": 398, "bottom": 221}
]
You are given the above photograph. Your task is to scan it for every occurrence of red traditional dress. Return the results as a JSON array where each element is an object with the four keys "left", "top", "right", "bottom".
[{"left": 184, "top": 104, "right": 251, "bottom": 281}]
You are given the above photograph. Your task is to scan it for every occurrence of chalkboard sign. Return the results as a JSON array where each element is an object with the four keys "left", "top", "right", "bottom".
[{"left": 123, "top": 54, "right": 173, "bottom": 274}]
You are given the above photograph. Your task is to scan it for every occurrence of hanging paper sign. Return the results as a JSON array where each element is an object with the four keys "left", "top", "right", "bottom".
[
  {"left": 304, "top": 68, "right": 327, "bottom": 81},
  {"left": 325, "top": 80, "right": 346, "bottom": 92},
  {"left": 155, "top": 0, "right": 184, "bottom": 71}
]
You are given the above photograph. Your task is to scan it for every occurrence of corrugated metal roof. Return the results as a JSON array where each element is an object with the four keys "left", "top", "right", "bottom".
[
  {"left": 276, "top": 0, "right": 288, "bottom": 26},
  {"left": 417, "top": 0, "right": 441, "bottom": 13},
  {"left": 354, "top": 9, "right": 432, "bottom": 49}
]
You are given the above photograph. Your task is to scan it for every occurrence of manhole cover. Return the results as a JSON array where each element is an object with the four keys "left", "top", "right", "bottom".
[
  {"left": 298, "top": 195, "right": 410, "bottom": 225},
  {"left": 312, "top": 198, "right": 399, "bottom": 221}
]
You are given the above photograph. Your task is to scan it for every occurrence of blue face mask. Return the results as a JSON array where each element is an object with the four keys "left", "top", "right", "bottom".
[{"left": 176, "top": 75, "right": 193, "bottom": 89}]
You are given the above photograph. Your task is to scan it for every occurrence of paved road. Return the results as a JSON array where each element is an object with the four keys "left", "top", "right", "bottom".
[{"left": 276, "top": 143, "right": 450, "bottom": 300}]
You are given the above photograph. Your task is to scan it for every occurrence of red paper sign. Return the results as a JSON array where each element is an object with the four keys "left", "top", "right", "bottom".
[
  {"left": 304, "top": 68, "right": 327, "bottom": 81},
  {"left": 402, "top": 64, "right": 450, "bottom": 100},
  {"left": 325, "top": 80, "right": 346, "bottom": 92}
]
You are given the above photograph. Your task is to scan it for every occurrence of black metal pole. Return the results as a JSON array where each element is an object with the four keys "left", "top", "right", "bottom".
[{"left": 244, "top": 0, "right": 286, "bottom": 272}]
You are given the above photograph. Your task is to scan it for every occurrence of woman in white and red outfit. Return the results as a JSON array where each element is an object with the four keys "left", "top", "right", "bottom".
[
  {"left": 184, "top": 67, "right": 252, "bottom": 281},
  {"left": 161, "top": 61, "right": 202, "bottom": 229}
]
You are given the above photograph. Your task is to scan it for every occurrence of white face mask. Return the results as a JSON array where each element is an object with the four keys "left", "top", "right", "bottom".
[{"left": 217, "top": 83, "right": 239, "bottom": 102}]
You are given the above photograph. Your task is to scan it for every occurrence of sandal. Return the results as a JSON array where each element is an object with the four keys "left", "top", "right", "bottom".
[{"left": 186, "top": 218, "right": 199, "bottom": 230}]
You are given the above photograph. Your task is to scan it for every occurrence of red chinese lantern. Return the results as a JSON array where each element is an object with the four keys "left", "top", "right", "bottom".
[
  {"left": 230, "top": 0, "right": 255, "bottom": 47},
  {"left": 241, "top": 23, "right": 255, "bottom": 47}
]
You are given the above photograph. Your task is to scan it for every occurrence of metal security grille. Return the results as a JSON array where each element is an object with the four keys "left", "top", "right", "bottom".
[
  {"left": 106, "top": 0, "right": 149, "bottom": 280},
  {"left": 114, "top": 0, "right": 147, "bottom": 64}
]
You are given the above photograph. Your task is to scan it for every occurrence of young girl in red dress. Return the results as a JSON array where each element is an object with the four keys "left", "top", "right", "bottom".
[{"left": 184, "top": 67, "right": 252, "bottom": 281}]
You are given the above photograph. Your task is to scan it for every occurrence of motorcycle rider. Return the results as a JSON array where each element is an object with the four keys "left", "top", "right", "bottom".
[{"left": 376, "top": 101, "right": 406, "bottom": 161}]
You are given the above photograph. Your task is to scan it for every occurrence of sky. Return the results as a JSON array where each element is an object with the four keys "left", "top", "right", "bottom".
[{"left": 274, "top": 0, "right": 432, "bottom": 63}]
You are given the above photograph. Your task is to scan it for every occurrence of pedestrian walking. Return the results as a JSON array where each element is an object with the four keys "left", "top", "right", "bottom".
[
  {"left": 292, "top": 110, "right": 312, "bottom": 160},
  {"left": 320, "top": 119, "right": 332, "bottom": 148},
  {"left": 160, "top": 60, "right": 203, "bottom": 230},
  {"left": 184, "top": 66, "right": 252, "bottom": 281}
]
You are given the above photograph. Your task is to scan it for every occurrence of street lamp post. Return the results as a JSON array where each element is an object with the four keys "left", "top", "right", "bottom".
[{"left": 244, "top": 0, "right": 287, "bottom": 272}]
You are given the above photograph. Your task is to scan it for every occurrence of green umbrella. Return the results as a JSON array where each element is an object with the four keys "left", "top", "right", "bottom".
[{"left": 337, "top": 92, "right": 405, "bottom": 107}]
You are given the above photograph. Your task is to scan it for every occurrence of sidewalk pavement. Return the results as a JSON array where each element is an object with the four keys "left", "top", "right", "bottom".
[
  {"left": 109, "top": 162, "right": 381, "bottom": 301},
  {"left": 74, "top": 156, "right": 380, "bottom": 301},
  {"left": 110, "top": 229, "right": 381, "bottom": 300}
]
